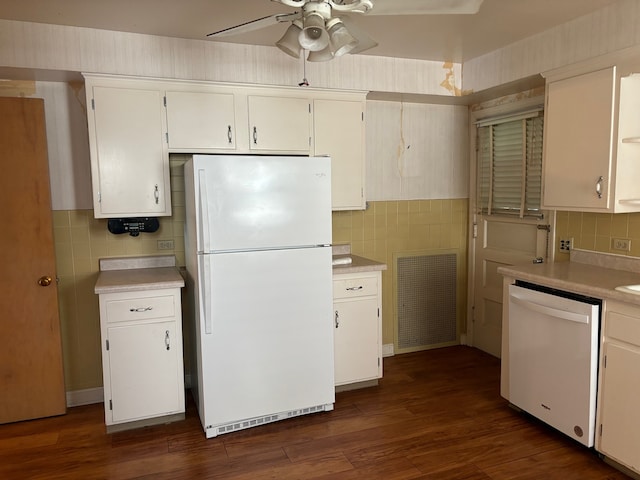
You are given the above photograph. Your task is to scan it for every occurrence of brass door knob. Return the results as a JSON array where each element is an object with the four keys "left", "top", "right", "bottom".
[{"left": 38, "top": 276, "right": 52, "bottom": 287}]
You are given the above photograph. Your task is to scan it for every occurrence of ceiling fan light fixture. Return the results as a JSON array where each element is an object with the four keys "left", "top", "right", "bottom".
[
  {"left": 326, "top": 18, "right": 357, "bottom": 57},
  {"left": 307, "top": 44, "right": 335, "bottom": 62},
  {"left": 276, "top": 19, "right": 303, "bottom": 58},
  {"left": 299, "top": 12, "right": 329, "bottom": 51}
]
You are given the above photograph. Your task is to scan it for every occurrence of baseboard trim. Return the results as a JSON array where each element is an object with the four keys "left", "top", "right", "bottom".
[
  {"left": 382, "top": 343, "right": 394, "bottom": 357},
  {"left": 66, "top": 387, "right": 103, "bottom": 407}
]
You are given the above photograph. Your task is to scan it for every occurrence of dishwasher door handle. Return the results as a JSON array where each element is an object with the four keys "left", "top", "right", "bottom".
[{"left": 510, "top": 293, "right": 590, "bottom": 324}]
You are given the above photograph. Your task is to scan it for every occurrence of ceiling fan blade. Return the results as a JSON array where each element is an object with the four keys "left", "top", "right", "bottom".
[
  {"left": 207, "top": 11, "right": 301, "bottom": 38},
  {"left": 368, "top": 0, "right": 484, "bottom": 15},
  {"left": 340, "top": 17, "right": 378, "bottom": 55}
]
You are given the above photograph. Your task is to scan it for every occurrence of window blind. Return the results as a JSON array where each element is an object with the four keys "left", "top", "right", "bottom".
[{"left": 477, "top": 114, "right": 544, "bottom": 218}]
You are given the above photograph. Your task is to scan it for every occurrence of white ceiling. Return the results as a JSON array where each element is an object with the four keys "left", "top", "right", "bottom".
[{"left": 0, "top": 0, "right": 619, "bottom": 63}]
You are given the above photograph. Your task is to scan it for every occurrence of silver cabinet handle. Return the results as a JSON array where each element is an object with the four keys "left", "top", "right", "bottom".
[
  {"left": 129, "top": 306, "right": 153, "bottom": 312},
  {"left": 596, "top": 176, "right": 604, "bottom": 199},
  {"left": 335, "top": 310, "right": 339, "bottom": 329},
  {"left": 227, "top": 125, "right": 233, "bottom": 144},
  {"left": 154, "top": 184, "right": 160, "bottom": 204},
  {"left": 165, "top": 330, "right": 170, "bottom": 350},
  {"left": 346, "top": 286, "right": 363, "bottom": 291},
  {"left": 253, "top": 126, "right": 258, "bottom": 145}
]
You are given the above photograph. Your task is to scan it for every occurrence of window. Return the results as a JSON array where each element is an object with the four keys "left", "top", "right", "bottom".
[{"left": 477, "top": 111, "right": 544, "bottom": 218}]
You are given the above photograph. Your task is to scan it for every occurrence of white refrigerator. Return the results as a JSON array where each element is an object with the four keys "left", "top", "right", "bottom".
[{"left": 184, "top": 154, "right": 335, "bottom": 438}]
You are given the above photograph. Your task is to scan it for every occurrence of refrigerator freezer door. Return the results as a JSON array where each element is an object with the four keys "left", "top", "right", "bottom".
[
  {"left": 195, "top": 246, "right": 334, "bottom": 434},
  {"left": 192, "top": 155, "right": 331, "bottom": 252}
]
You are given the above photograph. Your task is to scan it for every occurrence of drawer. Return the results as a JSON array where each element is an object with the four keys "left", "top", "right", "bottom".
[
  {"left": 607, "top": 309, "right": 640, "bottom": 347},
  {"left": 333, "top": 275, "right": 378, "bottom": 299},
  {"left": 105, "top": 294, "right": 176, "bottom": 323}
]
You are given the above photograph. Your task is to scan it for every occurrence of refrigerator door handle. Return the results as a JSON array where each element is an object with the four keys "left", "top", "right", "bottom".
[
  {"left": 199, "top": 255, "right": 213, "bottom": 335},
  {"left": 198, "top": 169, "right": 211, "bottom": 253}
]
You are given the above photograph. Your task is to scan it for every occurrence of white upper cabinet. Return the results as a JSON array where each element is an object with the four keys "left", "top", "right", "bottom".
[
  {"left": 314, "top": 99, "right": 366, "bottom": 210},
  {"left": 84, "top": 74, "right": 368, "bottom": 215},
  {"left": 247, "top": 95, "right": 311, "bottom": 152},
  {"left": 165, "top": 90, "right": 236, "bottom": 151},
  {"left": 86, "top": 77, "right": 171, "bottom": 219},
  {"left": 542, "top": 66, "right": 640, "bottom": 212}
]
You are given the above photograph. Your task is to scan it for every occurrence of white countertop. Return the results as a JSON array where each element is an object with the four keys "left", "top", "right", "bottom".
[
  {"left": 331, "top": 244, "right": 387, "bottom": 274},
  {"left": 95, "top": 255, "right": 184, "bottom": 294},
  {"left": 332, "top": 254, "right": 387, "bottom": 274},
  {"left": 498, "top": 249, "right": 640, "bottom": 305}
]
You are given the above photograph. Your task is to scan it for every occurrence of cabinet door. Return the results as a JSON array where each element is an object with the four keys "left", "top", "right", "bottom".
[
  {"left": 543, "top": 67, "right": 615, "bottom": 210},
  {"left": 165, "top": 91, "right": 236, "bottom": 150},
  {"left": 248, "top": 95, "right": 310, "bottom": 152},
  {"left": 334, "top": 297, "right": 379, "bottom": 385},
  {"left": 90, "top": 86, "right": 171, "bottom": 218},
  {"left": 107, "top": 321, "right": 182, "bottom": 423},
  {"left": 598, "top": 341, "right": 640, "bottom": 473},
  {"left": 314, "top": 99, "right": 365, "bottom": 210}
]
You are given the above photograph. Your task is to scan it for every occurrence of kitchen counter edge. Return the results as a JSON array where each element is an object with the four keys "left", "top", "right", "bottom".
[
  {"left": 95, "top": 266, "right": 185, "bottom": 294},
  {"left": 333, "top": 254, "right": 387, "bottom": 274},
  {"left": 497, "top": 261, "right": 640, "bottom": 306}
]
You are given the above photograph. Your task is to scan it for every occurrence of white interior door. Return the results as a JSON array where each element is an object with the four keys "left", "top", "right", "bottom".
[{"left": 471, "top": 214, "right": 550, "bottom": 357}]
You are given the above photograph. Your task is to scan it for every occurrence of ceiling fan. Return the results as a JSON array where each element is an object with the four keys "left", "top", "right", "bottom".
[{"left": 207, "top": 0, "right": 484, "bottom": 62}]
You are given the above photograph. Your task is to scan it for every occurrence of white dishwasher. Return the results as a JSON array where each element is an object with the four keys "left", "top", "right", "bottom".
[{"left": 507, "top": 281, "right": 601, "bottom": 447}]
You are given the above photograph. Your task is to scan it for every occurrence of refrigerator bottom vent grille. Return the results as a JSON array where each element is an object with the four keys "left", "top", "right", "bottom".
[
  {"left": 217, "top": 414, "right": 280, "bottom": 435},
  {"left": 211, "top": 404, "right": 332, "bottom": 437}
]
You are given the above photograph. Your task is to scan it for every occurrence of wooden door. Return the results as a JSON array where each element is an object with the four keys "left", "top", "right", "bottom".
[
  {"left": 472, "top": 215, "right": 549, "bottom": 357},
  {"left": 0, "top": 97, "right": 66, "bottom": 423}
]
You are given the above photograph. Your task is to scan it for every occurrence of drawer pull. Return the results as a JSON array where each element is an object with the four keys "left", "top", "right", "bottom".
[
  {"left": 335, "top": 310, "right": 340, "bottom": 329},
  {"left": 346, "top": 286, "right": 363, "bottom": 291},
  {"left": 165, "top": 330, "right": 171, "bottom": 351},
  {"left": 129, "top": 306, "right": 153, "bottom": 313}
]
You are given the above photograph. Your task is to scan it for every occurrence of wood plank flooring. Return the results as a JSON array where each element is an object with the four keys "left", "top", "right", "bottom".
[{"left": 0, "top": 346, "right": 630, "bottom": 479}]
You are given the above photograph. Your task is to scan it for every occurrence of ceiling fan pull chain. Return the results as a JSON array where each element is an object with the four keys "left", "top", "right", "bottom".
[{"left": 299, "top": 54, "right": 309, "bottom": 86}]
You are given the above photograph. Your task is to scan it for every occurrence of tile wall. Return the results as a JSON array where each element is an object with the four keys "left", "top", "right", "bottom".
[
  {"left": 555, "top": 211, "right": 640, "bottom": 260},
  {"left": 332, "top": 199, "right": 469, "bottom": 347},
  {"left": 52, "top": 157, "right": 186, "bottom": 391},
  {"left": 53, "top": 154, "right": 468, "bottom": 392}
]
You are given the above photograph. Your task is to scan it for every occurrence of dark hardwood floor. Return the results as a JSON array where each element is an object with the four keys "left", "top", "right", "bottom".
[{"left": 0, "top": 346, "right": 629, "bottom": 479}]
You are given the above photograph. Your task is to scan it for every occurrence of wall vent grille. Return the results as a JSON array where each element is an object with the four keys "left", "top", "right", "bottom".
[{"left": 397, "top": 253, "right": 457, "bottom": 351}]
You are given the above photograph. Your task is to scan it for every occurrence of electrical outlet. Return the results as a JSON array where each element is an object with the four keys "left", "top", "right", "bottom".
[
  {"left": 559, "top": 238, "right": 573, "bottom": 252},
  {"left": 157, "top": 239, "right": 175, "bottom": 250},
  {"left": 612, "top": 238, "right": 631, "bottom": 252}
]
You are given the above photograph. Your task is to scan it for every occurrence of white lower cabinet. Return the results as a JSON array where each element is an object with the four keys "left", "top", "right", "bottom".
[
  {"left": 333, "top": 271, "right": 382, "bottom": 387},
  {"left": 98, "top": 288, "right": 185, "bottom": 431},
  {"left": 596, "top": 300, "right": 640, "bottom": 475}
]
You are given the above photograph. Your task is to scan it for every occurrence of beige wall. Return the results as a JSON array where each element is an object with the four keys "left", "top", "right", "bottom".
[
  {"left": 52, "top": 157, "right": 186, "bottom": 391},
  {"left": 52, "top": 139, "right": 470, "bottom": 392},
  {"left": 464, "top": 0, "right": 640, "bottom": 92},
  {"left": 7, "top": 0, "right": 640, "bottom": 394},
  {"left": 555, "top": 211, "right": 640, "bottom": 261},
  {"left": 0, "top": 19, "right": 460, "bottom": 97},
  {"left": 54, "top": 196, "right": 467, "bottom": 392},
  {"left": 333, "top": 199, "right": 468, "bottom": 346}
]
